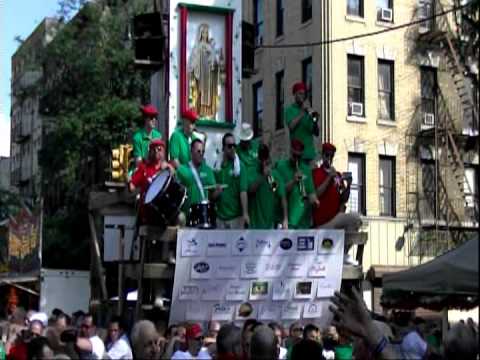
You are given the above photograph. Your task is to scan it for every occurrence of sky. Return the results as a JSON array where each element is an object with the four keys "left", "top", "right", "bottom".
[{"left": 0, "top": 0, "right": 60, "bottom": 157}]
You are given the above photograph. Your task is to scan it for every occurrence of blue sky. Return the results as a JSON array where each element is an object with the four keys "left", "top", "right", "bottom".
[{"left": 0, "top": 0, "right": 59, "bottom": 156}]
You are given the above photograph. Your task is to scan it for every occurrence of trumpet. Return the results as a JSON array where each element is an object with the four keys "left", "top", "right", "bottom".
[
  {"left": 296, "top": 160, "right": 308, "bottom": 200},
  {"left": 307, "top": 109, "right": 319, "bottom": 123},
  {"left": 192, "top": 129, "right": 208, "bottom": 145},
  {"left": 267, "top": 175, "right": 278, "bottom": 193}
]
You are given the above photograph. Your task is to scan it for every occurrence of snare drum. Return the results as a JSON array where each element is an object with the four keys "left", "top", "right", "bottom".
[
  {"left": 187, "top": 200, "right": 216, "bottom": 229},
  {"left": 144, "top": 169, "right": 186, "bottom": 227}
]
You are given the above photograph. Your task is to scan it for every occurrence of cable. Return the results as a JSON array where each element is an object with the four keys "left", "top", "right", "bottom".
[{"left": 256, "top": 3, "right": 471, "bottom": 49}]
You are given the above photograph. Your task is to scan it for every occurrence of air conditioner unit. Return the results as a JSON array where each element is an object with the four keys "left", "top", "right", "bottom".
[
  {"left": 380, "top": 8, "right": 393, "bottom": 22},
  {"left": 423, "top": 113, "right": 435, "bottom": 126},
  {"left": 350, "top": 102, "right": 363, "bottom": 116}
]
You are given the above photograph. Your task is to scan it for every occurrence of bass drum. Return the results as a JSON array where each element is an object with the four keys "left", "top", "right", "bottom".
[
  {"left": 144, "top": 169, "right": 186, "bottom": 227},
  {"left": 187, "top": 200, "right": 216, "bottom": 229}
]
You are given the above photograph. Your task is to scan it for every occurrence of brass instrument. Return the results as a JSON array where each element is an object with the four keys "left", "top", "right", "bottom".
[
  {"left": 296, "top": 160, "right": 308, "bottom": 200},
  {"left": 193, "top": 129, "right": 208, "bottom": 145},
  {"left": 267, "top": 175, "right": 277, "bottom": 192}
]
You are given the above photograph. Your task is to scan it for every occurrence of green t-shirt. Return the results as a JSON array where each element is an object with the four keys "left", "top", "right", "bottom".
[
  {"left": 214, "top": 160, "right": 243, "bottom": 220},
  {"left": 334, "top": 344, "right": 353, "bottom": 360},
  {"left": 176, "top": 162, "right": 216, "bottom": 211},
  {"left": 285, "top": 103, "right": 316, "bottom": 161},
  {"left": 240, "top": 164, "right": 285, "bottom": 229},
  {"left": 169, "top": 128, "right": 197, "bottom": 166},
  {"left": 132, "top": 128, "right": 162, "bottom": 160},
  {"left": 275, "top": 159, "right": 315, "bottom": 229},
  {"left": 236, "top": 139, "right": 259, "bottom": 170}
]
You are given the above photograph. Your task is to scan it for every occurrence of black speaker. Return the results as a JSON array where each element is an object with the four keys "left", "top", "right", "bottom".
[
  {"left": 133, "top": 12, "right": 164, "bottom": 67},
  {"left": 242, "top": 21, "right": 255, "bottom": 77}
]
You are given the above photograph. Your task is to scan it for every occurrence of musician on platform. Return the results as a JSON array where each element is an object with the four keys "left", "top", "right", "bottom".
[
  {"left": 132, "top": 104, "right": 162, "bottom": 167},
  {"left": 284, "top": 82, "right": 319, "bottom": 163},
  {"left": 213, "top": 133, "right": 249, "bottom": 229},
  {"left": 275, "top": 139, "right": 318, "bottom": 229},
  {"left": 236, "top": 123, "right": 260, "bottom": 170},
  {"left": 169, "top": 109, "right": 200, "bottom": 168},
  {"left": 240, "top": 144, "right": 288, "bottom": 229},
  {"left": 176, "top": 139, "right": 223, "bottom": 219},
  {"left": 129, "top": 139, "right": 173, "bottom": 223},
  {"left": 312, "top": 142, "right": 361, "bottom": 264}
]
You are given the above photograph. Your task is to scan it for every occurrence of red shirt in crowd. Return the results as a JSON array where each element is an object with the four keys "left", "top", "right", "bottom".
[
  {"left": 312, "top": 164, "right": 341, "bottom": 226},
  {"left": 130, "top": 160, "right": 163, "bottom": 195}
]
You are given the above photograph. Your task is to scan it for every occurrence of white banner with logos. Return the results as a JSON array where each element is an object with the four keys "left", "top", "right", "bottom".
[{"left": 169, "top": 229, "right": 344, "bottom": 326}]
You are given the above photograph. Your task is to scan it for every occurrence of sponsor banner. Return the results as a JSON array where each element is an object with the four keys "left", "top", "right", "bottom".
[{"left": 170, "top": 229, "right": 344, "bottom": 324}]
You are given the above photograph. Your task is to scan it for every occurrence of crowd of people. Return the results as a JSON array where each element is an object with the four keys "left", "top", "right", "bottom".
[
  {"left": 1, "top": 288, "right": 478, "bottom": 359},
  {"left": 129, "top": 81, "right": 362, "bottom": 264}
]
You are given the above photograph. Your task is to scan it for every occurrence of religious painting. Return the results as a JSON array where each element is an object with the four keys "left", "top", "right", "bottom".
[{"left": 179, "top": 4, "right": 233, "bottom": 123}]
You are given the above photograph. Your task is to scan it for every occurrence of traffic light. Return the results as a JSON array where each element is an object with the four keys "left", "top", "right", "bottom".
[{"left": 111, "top": 145, "right": 132, "bottom": 182}]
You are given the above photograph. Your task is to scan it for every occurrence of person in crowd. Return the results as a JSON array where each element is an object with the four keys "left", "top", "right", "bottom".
[
  {"left": 27, "top": 336, "right": 54, "bottom": 360},
  {"left": 54, "top": 314, "right": 68, "bottom": 334},
  {"left": 75, "top": 313, "right": 105, "bottom": 359},
  {"left": 275, "top": 139, "right": 318, "bottom": 229},
  {"left": 321, "top": 326, "right": 338, "bottom": 360},
  {"left": 312, "top": 142, "right": 361, "bottom": 264},
  {"left": 290, "top": 339, "right": 324, "bottom": 360},
  {"left": 236, "top": 123, "right": 260, "bottom": 171},
  {"left": 169, "top": 108, "right": 200, "bottom": 167},
  {"left": 204, "top": 320, "right": 222, "bottom": 357},
  {"left": 285, "top": 322, "right": 303, "bottom": 348},
  {"left": 131, "top": 320, "right": 161, "bottom": 359},
  {"left": 132, "top": 104, "right": 162, "bottom": 166},
  {"left": 105, "top": 316, "right": 132, "bottom": 359},
  {"left": 214, "top": 133, "right": 249, "bottom": 229},
  {"left": 163, "top": 323, "right": 188, "bottom": 359},
  {"left": 71, "top": 310, "right": 85, "bottom": 329},
  {"left": 267, "top": 322, "right": 287, "bottom": 359},
  {"left": 176, "top": 139, "right": 223, "bottom": 222},
  {"left": 303, "top": 324, "right": 321, "bottom": 343},
  {"left": 444, "top": 322, "right": 478, "bottom": 360},
  {"left": 240, "top": 144, "right": 288, "bottom": 229},
  {"left": 29, "top": 320, "right": 44, "bottom": 338},
  {"left": 241, "top": 320, "right": 262, "bottom": 360},
  {"left": 334, "top": 330, "right": 354, "bottom": 360},
  {"left": 216, "top": 323, "right": 243, "bottom": 360},
  {"left": 249, "top": 325, "right": 279, "bottom": 360},
  {"left": 172, "top": 323, "right": 211, "bottom": 359},
  {"left": 284, "top": 81, "right": 319, "bottom": 163}
]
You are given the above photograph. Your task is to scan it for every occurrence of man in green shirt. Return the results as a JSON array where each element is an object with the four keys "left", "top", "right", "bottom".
[
  {"left": 284, "top": 82, "right": 319, "bottom": 163},
  {"left": 236, "top": 123, "right": 259, "bottom": 170},
  {"left": 214, "top": 133, "right": 249, "bottom": 229},
  {"left": 169, "top": 108, "right": 199, "bottom": 168},
  {"left": 132, "top": 104, "right": 162, "bottom": 166},
  {"left": 176, "top": 139, "right": 223, "bottom": 219},
  {"left": 275, "top": 139, "right": 318, "bottom": 229},
  {"left": 240, "top": 144, "right": 288, "bottom": 229}
]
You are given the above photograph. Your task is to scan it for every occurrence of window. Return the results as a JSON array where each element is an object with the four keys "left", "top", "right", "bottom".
[
  {"left": 420, "top": 67, "right": 437, "bottom": 116},
  {"left": 302, "top": 57, "right": 313, "bottom": 105},
  {"left": 377, "top": 0, "right": 393, "bottom": 22},
  {"left": 276, "top": 0, "right": 284, "bottom": 37},
  {"left": 347, "top": 0, "right": 363, "bottom": 17},
  {"left": 275, "top": 71, "right": 285, "bottom": 130},
  {"left": 302, "top": 0, "right": 312, "bottom": 22},
  {"left": 254, "top": 0, "right": 264, "bottom": 46},
  {"left": 348, "top": 153, "right": 366, "bottom": 215},
  {"left": 421, "top": 159, "right": 436, "bottom": 220},
  {"left": 347, "top": 55, "right": 365, "bottom": 116},
  {"left": 464, "top": 166, "right": 478, "bottom": 224},
  {"left": 378, "top": 60, "right": 395, "bottom": 120},
  {"left": 379, "top": 156, "right": 396, "bottom": 216},
  {"left": 253, "top": 81, "right": 264, "bottom": 137}
]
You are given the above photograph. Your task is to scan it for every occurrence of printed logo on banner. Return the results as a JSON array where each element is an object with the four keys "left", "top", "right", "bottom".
[
  {"left": 249, "top": 281, "right": 270, "bottom": 300},
  {"left": 181, "top": 232, "right": 206, "bottom": 257},
  {"left": 207, "top": 237, "right": 231, "bottom": 256},
  {"left": 235, "top": 302, "right": 258, "bottom": 320},
  {"left": 254, "top": 237, "right": 273, "bottom": 255},
  {"left": 280, "top": 238, "right": 293, "bottom": 250},
  {"left": 294, "top": 280, "right": 315, "bottom": 299},
  {"left": 316, "top": 279, "right": 335, "bottom": 298},
  {"left": 186, "top": 302, "right": 210, "bottom": 321},
  {"left": 259, "top": 304, "right": 282, "bottom": 320},
  {"left": 303, "top": 302, "right": 323, "bottom": 318},
  {"left": 272, "top": 280, "right": 294, "bottom": 301},
  {"left": 191, "top": 260, "right": 213, "bottom": 279},
  {"left": 308, "top": 260, "right": 327, "bottom": 278},
  {"left": 283, "top": 258, "right": 307, "bottom": 277},
  {"left": 179, "top": 284, "right": 201, "bottom": 300},
  {"left": 226, "top": 281, "right": 249, "bottom": 301},
  {"left": 211, "top": 303, "right": 235, "bottom": 321},
  {"left": 214, "top": 259, "right": 240, "bottom": 279},
  {"left": 297, "top": 236, "right": 315, "bottom": 251},
  {"left": 262, "top": 258, "right": 285, "bottom": 277},
  {"left": 202, "top": 282, "right": 225, "bottom": 301},
  {"left": 317, "top": 230, "right": 343, "bottom": 254},
  {"left": 232, "top": 236, "right": 252, "bottom": 256},
  {"left": 241, "top": 258, "right": 261, "bottom": 278},
  {"left": 281, "top": 302, "right": 303, "bottom": 320}
]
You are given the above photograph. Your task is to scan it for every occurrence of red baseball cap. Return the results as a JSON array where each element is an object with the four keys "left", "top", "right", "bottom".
[
  {"left": 186, "top": 323, "right": 203, "bottom": 340},
  {"left": 322, "top": 142, "right": 336, "bottom": 153},
  {"left": 292, "top": 82, "right": 307, "bottom": 94},
  {"left": 141, "top": 104, "right": 159, "bottom": 117},
  {"left": 182, "top": 108, "right": 199, "bottom": 123},
  {"left": 149, "top": 139, "right": 165, "bottom": 149},
  {"left": 291, "top": 139, "right": 305, "bottom": 152}
]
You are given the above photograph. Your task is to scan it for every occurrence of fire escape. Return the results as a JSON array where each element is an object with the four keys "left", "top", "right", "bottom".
[{"left": 406, "top": 0, "right": 479, "bottom": 262}]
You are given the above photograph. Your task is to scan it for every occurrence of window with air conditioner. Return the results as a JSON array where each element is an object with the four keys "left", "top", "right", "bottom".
[
  {"left": 377, "top": 0, "right": 393, "bottom": 22},
  {"left": 348, "top": 55, "right": 365, "bottom": 117}
]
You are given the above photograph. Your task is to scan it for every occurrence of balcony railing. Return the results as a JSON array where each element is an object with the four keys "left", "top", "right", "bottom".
[{"left": 416, "top": 196, "right": 478, "bottom": 227}]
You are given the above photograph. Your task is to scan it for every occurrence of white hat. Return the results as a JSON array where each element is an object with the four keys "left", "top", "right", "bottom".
[
  {"left": 29, "top": 312, "right": 48, "bottom": 327},
  {"left": 238, "top": 123, "right": 254, "bottom": 142}
]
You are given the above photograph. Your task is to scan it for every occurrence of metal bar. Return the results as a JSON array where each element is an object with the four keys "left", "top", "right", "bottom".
[{"left": 88, "top": 212, "right": 108, "bottom": 302}]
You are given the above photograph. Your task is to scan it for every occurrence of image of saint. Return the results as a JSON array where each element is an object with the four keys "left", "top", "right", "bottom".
[{"left": 188, "top": 23, "right": 225, "bottom": 119}]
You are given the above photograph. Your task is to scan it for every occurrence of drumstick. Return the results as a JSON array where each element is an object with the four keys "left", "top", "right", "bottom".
[{"left": 203, "top": 184, "right": 228, "bottom": 190}]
